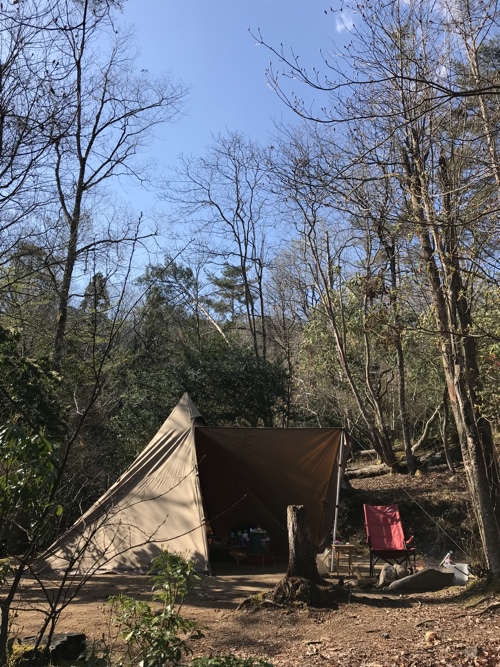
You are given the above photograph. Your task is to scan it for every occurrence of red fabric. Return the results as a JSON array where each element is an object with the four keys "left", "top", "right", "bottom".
[{"left": 363, "top": 504, "right": 407, "bottom": 551}]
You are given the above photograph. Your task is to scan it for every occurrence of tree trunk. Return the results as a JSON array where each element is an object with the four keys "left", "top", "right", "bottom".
[
  {"left": 53, "top": 209, "right": 80, "bottom": 371},
  {"left": 403, "top": 141, "right": 500, "bottom": 578},
  {"left": 382, "top": 232, "right": 415, "bottom": 475},
  {"left": 286, "top": 505, "right": 320, "bottom": 582},
  {"left": 441, "top": 388, "right": 455, "bottom": 474},
  {"left": 250, "top": 506, "right": 347, "bottom": 610}
]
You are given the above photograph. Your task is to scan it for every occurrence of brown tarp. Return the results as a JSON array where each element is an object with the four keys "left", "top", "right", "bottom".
[
  {"left": 40, "top": 394, "right": 348, "bottom": 573},
  {"left": 196, "top": 427, "right": 344, "bottom": 555}
]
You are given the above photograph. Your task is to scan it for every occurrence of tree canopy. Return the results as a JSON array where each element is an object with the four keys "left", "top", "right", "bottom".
[{"left": 1, "top": 0, "right": 500, "bottom": 592}]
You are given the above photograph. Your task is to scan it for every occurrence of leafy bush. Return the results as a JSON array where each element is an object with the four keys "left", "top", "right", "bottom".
[
  {"left": 149, "top": 550, "right": 200, "bottom": 611},
  {"left": 110, "top": 551, "right": 202, "bottom": 667},
  {"left": 191, "top": 657, "right": 274, "bottom": 667},
  {"left": 8, "top": 644, "right": 45, "bottom": 667}
]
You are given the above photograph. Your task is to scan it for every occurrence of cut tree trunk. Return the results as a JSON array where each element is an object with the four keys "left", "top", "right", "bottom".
[
  {"left": 345, "top": 464, "right": 390, "bottom": 480},
  {"left": 286, "top": 504, "right": 321, "bottom": 582},
  {"left": 239, "top": 505, "right": 348, "bottom": 609}
]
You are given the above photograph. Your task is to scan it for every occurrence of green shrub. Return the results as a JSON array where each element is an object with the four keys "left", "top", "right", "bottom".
[
  {"left": 191, "top": 658, "right": 274, "bottom": 667},
  {"left": 8, "top": 643, "right": 46, "bottom": 667},
  {"left": 110, "top": 551, "right": 202, "bottom": 667}
]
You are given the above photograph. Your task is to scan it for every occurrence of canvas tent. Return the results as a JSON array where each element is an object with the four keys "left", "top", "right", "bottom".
[{"left": 40, "top": 394, "right": 349, "bottom": 573}]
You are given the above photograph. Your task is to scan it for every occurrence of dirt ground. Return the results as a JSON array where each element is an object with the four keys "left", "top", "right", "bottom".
[
  {"left": 10, "top": 467, "right": 500, "bottom": 666},
  {"left": 12, "top": 559, "right": 500, "bottom": 667}
]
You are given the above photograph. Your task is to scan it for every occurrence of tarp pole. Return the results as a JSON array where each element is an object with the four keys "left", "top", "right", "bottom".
[{"left": 330, "top": 430, "right": 345, "bottom": 572}]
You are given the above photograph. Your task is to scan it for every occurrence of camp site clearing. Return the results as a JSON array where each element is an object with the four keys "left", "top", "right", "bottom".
[{"left": 15, "top": 469, "right": 500, "bottom": 667}]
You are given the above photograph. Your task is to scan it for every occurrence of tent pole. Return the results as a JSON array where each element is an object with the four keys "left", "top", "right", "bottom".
[{"left": 330, "top": 431, "right": 345, "bottom": 572}]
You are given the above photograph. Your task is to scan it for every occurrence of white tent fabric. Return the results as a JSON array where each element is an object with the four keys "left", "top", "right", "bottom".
[{"left": 41, "top": 394, "right": 209, "bottom": 572}]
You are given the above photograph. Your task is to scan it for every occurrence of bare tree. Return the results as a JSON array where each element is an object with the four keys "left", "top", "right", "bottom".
[
  {"left": 0, "top": 2, "right": 59, "bottom": 264},
  {"left": 260, "top": 0, "right": 500, "bottom": 576},
  {"left": 42, "top": 0, "right": 187, "bottom": 369},
  {"left": 0, "top": 1, "right": 189, "bottom": 659},
  {"left": 258, "top": 0, "right": 500, "bottom": 579},
  {"left": 166, "top": 131, "right": 273, "bottom": 360},
  {"left": 266, "top": 249, "right": 314, "bottom": 426},
  {"left": 266, "top": 125, "right": 403, "bottom": 469}
]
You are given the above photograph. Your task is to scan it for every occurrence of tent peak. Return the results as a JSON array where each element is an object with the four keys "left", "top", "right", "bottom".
[{"left": 176, "top": 393, "right": 205, "bottom": 425}]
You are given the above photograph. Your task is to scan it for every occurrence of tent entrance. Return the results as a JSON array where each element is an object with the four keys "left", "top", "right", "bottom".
[{"left": 195, "top": 426, "right": 346, "bottom": 557}]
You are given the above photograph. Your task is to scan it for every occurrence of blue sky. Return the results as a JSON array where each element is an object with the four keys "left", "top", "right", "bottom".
[
  {"left": 118, "top": 1, "right": 348, "bottom": 213},
  {"left": 123, "top": 1, "right": 337, "bottom": 155}
]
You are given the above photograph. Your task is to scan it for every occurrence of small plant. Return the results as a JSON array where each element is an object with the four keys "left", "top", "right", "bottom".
[
  {"left": 7, "top": 643, "right": 46, "bottom": 667},
  {"left": 149, "top": 550, "right": 200, "bottom": 612},
  {"left": 191, "top": 657, "right": 274, "bottom": 667},
  {"left": 110, "top": 551, "right": 202, "bottom": 666}
]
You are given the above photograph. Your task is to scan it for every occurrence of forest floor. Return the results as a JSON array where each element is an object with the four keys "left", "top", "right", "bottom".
[{"left": 12, "top": 465, "right": 500, "bottom": 667}]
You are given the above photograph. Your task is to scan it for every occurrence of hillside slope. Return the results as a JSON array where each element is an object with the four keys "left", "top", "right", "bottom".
[{"left": 339, "top": 462, "right": 476, "bottom": 564}]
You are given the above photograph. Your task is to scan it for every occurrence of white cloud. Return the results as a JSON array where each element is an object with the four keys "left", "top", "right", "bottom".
[{"left": 335, "top": 10, "right": 355, "bottom": 33}]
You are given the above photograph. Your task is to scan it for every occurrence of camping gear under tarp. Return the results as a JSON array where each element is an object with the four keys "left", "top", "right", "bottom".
[{"left": 40, "top": 394, "right": 349, "bottom": 573}]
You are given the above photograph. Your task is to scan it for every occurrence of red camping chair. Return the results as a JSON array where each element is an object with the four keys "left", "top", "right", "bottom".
[{"left": 363, "top": 504, "right": 416, "bottom": 577}]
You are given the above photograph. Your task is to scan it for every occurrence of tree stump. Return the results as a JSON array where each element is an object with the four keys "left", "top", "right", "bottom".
[
  {"left": 286, "top": 504, "right": 320, "bottom": 582},
  {"left": 238, "top": 504, "right": 346, "bottom": 609}
]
